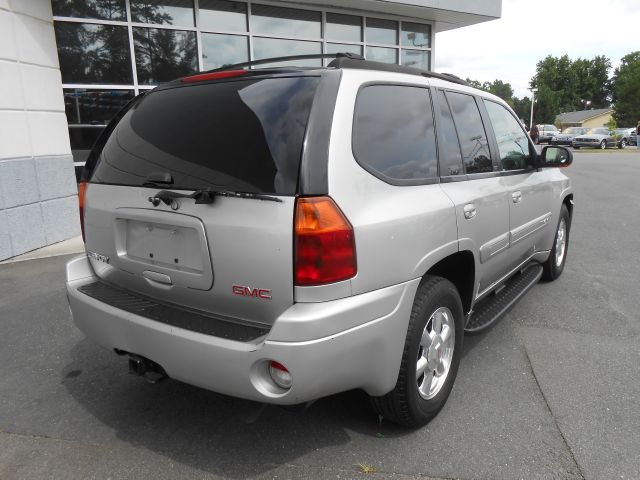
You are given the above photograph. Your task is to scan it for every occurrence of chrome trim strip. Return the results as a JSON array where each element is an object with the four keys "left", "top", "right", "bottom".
[
  {"left": 510, "top": 212, "right": 551, "bottom": 246},
  {"left": 479, "top": 232, "right": 509, "bottom": 263}
]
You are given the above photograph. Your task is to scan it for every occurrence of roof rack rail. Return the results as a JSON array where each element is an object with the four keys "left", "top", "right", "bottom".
[
  {"left": 207, "top": 52, "right": 364, "bottom": 73},
  {"left": 204, "top": 52, "right": 467, "bottom": 87}
]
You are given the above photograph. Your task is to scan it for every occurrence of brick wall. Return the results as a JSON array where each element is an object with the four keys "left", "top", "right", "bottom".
[{"left": 0, "top": 0, "right": 79, "bottom": 260}]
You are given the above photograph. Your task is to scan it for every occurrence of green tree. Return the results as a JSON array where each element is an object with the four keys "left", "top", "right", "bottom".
[{"left": 612, "top": 51, "right": 640, "bottom": 126}]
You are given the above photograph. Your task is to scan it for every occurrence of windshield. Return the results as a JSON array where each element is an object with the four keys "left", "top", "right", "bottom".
[
  {"left": 88, "top": 76, "right": 320, "bottom": 194},
  {"left": 563, "top": 127, "right": 585, "bottom": 134}
]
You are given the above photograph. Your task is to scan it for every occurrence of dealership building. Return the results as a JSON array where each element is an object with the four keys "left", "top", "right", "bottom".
[{"left": 0, "top": 0, "right": 501, "bottom": 261}]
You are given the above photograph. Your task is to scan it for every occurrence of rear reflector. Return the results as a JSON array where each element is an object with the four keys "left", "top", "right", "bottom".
[
  {"left": 78, "top": 181, "right": 88, "bottom": 243},
  {"left": 269, "top": 361, "right": 292, "bottom": 389},
  {"left": 294, "top": 196, "right": 356, "bottom": 286},
  {"left": 180, "top": 70, "right": 247, "bottom": 83}
]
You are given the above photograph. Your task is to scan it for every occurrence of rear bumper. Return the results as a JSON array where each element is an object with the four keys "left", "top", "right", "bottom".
[{"left": 66, "top": 255, "right": 419, "bottom": 404}]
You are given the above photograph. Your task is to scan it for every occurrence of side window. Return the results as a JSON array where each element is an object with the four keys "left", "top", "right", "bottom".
[
  {"left": 484, "top": 100, "right": 533, "bottom": 171},
  {"left": 436, "top": 90, "right": 463, "bottom": 176},
  {"left": 446, "top": 91, "right": 493, "bottom": 174},
  {"left": 353, "top": 84, "right": 437, "bottom": 183}
]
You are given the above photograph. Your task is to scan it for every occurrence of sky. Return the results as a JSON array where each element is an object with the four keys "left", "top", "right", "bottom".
[{"left": 435, "top": 0, "right": 639, "bottom": 98}]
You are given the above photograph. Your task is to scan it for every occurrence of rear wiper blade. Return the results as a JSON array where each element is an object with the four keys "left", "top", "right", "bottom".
[{"left": 148, "top": 188, "right": 283, "bottom": 207}]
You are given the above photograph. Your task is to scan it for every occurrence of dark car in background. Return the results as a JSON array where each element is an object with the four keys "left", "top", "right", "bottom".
[
  {"left": 551, "top": 127, "right": 588, "bottom": 146},
  {"left": 615, "top": 128, "right": 634, "bottom": 148}
]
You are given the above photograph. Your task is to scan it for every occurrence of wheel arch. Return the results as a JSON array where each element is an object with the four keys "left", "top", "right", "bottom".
[{"left": 423, "top": 250, "right": 475, "bottom": 315}]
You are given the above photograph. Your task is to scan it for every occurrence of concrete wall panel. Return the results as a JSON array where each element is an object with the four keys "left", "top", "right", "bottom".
[
  {"left": 13, "top": 13, "right": 59, "bottom": 68},
  {"left": 0, "top": 111, "right": 31, "bottom": 159},
  {"left": 0, "top": 157, "right": 39, "bottom": 209},
  {"left": 0, "top": 59, "right": 24, "bottom": 109},
  {"left": 20, "top": 64, "right": 64, "bottom": 111},
  {"left": 6, "top": 203, "right": 46, "bottom": 256},
  {"left": 10, "top": 0, "right": 53, "bottom": 22},
  {"left": 35, "top": 155, "right": 77, "bottom": 201},
  {"left": 41, "top": 195, "right": 81, "bottom": 244},
  {"left": 28, "top": 112, "right": 71, "bottom": 157},
  {"left": 0, "top": 10, "right": 17, "bottom": 61},
  {"left": 0, "top": 210, "right": 12, "bottom": 259}
]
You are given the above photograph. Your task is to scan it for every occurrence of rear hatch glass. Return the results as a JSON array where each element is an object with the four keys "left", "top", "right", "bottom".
[
  {"left": 89, "top": 75, "right": 320, "bottom": 194},
  {"left": 83, "top": 75, "right": 320, "bottom": 329}
]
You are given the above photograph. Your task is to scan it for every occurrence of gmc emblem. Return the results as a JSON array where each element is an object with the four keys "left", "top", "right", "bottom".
[{"left": 232, "top": 284, "right": 272, "bottom": 300}]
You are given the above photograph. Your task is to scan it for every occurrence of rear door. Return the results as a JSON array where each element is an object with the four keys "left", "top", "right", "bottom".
[
  {"left": 435, "top": 89, "right": 511, "bottom": 294},
  {"left": 82, "top": 74, "right": 322, "bottom": 326}
]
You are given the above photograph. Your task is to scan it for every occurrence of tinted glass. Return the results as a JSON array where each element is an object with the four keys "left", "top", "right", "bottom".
[
  {"left": 402, "top": 49, "right": 429, "bottom": 70},
  {"left": 366, "top": 18, "right": 397, "bottom": 45},
  {"left": 64, "top": 89, "right": 135, "bottom": 125},
  {"left": 325, "top": 13, "right": 361, "bottom": 42},
  {"left": 401, "top": 22, "right": 430, "bottom": 48},
  {"left": 52, "top": 0, "right": 126, "bottom": 21},
  {"left": 366, "top": 46, "right": 396, "bottom": 63},
  {"left": 54, "top": 22, "right": 133, "bottom": 84},
  {"left": 436, "top": 90, "right": 463, "bottom": 176},
  {"left": 353, "top": 85, "right": 437, "bottom": 182},
  {"left": 131, "top": 0, "right": 195, "bottom": 26},
  {"left": 199, "top": 0, "right": 247, "bottom": 31},
  {"left": 251, "top": 4, "right": 321, "bottom": 38},
  {"left": 202, "top": 33, "right": 248, "bottom": 70},
  {"left": 90, "top": 77, "right": 320, "bottom": 194},
  {"left": 70, "top": 126, "right": 105, "bottom": 164},
  {"left": 484, "top": 100, "right": 533, "bottom": 171},
  {"left": 253, "top": 38, "right": 321, "bottom": 67},
  {"left": 133, "top": 28, "right": 197, "bottom": 84},
  {"left": 446, "top": 91, "right": 493, "bottom": 174}
]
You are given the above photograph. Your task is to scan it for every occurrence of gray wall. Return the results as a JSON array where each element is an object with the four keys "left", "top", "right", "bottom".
[{"left": 0, "top": 0, "right": 79, "bottom": 261}]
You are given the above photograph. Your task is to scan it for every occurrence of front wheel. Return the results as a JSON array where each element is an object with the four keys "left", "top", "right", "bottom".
[
  {"left": 619, "top": 139, "right": 627, "bottom": 149},
  {"left": 600, "top": 140, "right": 607, "bottom": 149},
  {"left": 542, "top": 204, "right": 570, "bottom": 281},
  {"left": 371, "top": 276, "right": 464, "bottom": 427}
]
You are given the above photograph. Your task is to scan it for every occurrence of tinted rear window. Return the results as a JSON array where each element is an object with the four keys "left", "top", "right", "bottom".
[{"left": 89, "top": 76, "right": 320, "bottom": 194}]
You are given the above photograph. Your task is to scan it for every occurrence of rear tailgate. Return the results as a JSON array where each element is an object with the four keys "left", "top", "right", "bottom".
[{"left": 82, "top": 74, "right": 322, "bottom": 327}]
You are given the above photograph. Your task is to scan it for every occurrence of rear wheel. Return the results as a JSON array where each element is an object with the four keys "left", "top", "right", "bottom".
[
  {"left": 371, "top": 276, "right": 464, "bottom": 427},
  {"left": 542, "top": 204, "right": 570, "bottom": 281},
  {"left": 619, "top": 139, "right": 627, "bottom": 149},
  {"left": 600, "top": 140, "right": 606, "bottom": 149}
]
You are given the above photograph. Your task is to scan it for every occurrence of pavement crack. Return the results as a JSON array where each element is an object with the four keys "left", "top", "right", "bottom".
[{"left": 523, "top": 347, "right": 586, "bottom": 480}]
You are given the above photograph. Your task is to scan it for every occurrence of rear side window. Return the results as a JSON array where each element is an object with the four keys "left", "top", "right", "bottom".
[
  {"left": 446, "top": 91, "right": 493, "bottom": 174},
  {"left": 353, "top": 84, "right": 437, "bottom": 183},
  {"left": 436, "top": 90, "right": 463, "bottom": 176},
  {"left": 89, "top": 76, "right": 320, "bottom": 194}
]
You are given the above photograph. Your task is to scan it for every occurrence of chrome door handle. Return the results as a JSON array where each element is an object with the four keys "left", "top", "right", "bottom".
[
  {"left": 463, "top": 204, "right": 477, "bottom": 219},
  {"left": 511, "top": 191, "right": 522, "bottom": 204}
]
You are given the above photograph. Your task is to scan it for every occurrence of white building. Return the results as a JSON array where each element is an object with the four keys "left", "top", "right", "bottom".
[{"left": 0, "top": 0, "right": 501, "bottom": 260}]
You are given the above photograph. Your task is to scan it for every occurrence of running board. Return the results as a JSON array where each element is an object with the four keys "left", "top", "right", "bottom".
[{"left": 465, "top": 264, "right": 543, "bottom": 334}]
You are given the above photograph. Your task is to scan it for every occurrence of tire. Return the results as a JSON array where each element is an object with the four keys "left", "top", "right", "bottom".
[
  {"left": 600, "top": 140, "right": 606, "bottom": 149},
  {"left": 542, "top": 204, "right": 570, "bottom": 281},
  {"left": 619, "top": 139, "right": 627, "bottom": 149},
  {"left": 371, "top": 276, "right": 464, "bottom": 427}
]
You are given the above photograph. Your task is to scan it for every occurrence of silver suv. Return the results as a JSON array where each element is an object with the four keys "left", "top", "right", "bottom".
[{"left": 66, "top": 54, "right": 574, "bottom": 427}]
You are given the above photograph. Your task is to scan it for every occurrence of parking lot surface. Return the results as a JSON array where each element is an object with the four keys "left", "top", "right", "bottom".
[{"left": 1, "top": 151, "right": 639, "bottom": 479}]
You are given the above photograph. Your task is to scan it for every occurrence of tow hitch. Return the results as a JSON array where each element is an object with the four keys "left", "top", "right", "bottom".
[{"left": 127, "top": 353, "right": 168, "bottom": 384}]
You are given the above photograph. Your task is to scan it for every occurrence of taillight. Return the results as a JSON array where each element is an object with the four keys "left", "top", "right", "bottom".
[
  {"left": 294, "top": 196, "right": 356, "bottom": 286},
  {"left": 78, "top": 181, "right": 88, "bottom": 243}
]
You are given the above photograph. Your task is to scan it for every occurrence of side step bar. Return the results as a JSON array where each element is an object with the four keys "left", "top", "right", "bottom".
[{"left": 465, "top": 264, "right": 543, "bottom": 334}]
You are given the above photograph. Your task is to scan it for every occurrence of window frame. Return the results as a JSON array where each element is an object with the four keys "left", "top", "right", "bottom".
[{"left": 351, "top": 81, "right": 439, "bottom": 187}]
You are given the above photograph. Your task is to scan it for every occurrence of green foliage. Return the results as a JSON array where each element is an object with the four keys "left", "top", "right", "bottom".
[
  {"left": 530, "top": 54, "right": 612, "bottom": 124},
  {"left": 611, "top": 51, "right": 640, "bottom": 126},
  {"left": 606, "top": 117, "right": 617, "bottom": 131}
]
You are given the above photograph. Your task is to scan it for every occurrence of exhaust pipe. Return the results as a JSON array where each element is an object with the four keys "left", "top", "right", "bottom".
[{"left": 127, "top": 353, "right": 168, "bottom": 384}]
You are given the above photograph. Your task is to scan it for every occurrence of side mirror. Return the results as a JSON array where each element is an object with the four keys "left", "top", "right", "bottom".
[{"left": 538, "top": 146, "right": 573, "bottom": 168}]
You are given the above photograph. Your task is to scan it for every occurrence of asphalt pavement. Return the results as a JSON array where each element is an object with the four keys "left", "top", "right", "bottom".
[{"left": 1, "top": 150, "right": 639, "bottom": 479}]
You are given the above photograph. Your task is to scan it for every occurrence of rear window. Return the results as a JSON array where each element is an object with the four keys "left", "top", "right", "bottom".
[{"left": 88, "top": 76, "right": 320, "bottom": 194}]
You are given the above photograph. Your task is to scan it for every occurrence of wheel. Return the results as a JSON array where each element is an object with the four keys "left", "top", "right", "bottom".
[
  {"left": 600, "top": 140, "right": 606, "bottom": 149},
  {"left": 542, "top": 204, "right": 570, "bottom": 281},
  {"left": 619, "top": 139, "right": 627, "bottom": 149},
  {"left": 371, "top": 276, "right": 464, "bottom": 427}
]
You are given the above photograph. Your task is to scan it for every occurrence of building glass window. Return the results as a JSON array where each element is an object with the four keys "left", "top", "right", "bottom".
[
  {"left": 326, "top": 43, "right": 362, "bottom": 57},
  {"left": 401, "top": 22, "right": 430, "bottom": 48},
  {"left": 402, "top": 49, "right": 430, "bottom": 70},
  {"left": 202, "top": 33, "right": 248, "bottom": 70},
  {"left": 54, "top": 22, "right": 133, "bottom": 84},
  {"left": 130, "top": 0, "right": 195, "bottom": 27},
  {"left": 367, "top": 46, "right": 397, "bottom": 63},
  {"left": 326, "top": 13, "right": 361, "bottom": 42},
  {"left": 199, "top": 0, "right": 247, "bottom": 32},
  {"left": 52, "top": 0, "right": 127, "bottom": 21},
  {"left": 251, "top": 4, "right": 321, "bottom": 38},
  {"left": 133, "top": 27, "right": 198, "bottom": 84},
  {"left": 253, "top": 38, "right": 321, "bottom": 67},
  {"left": 366, "top": 18, "right": 397, "bottom": 45}
]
